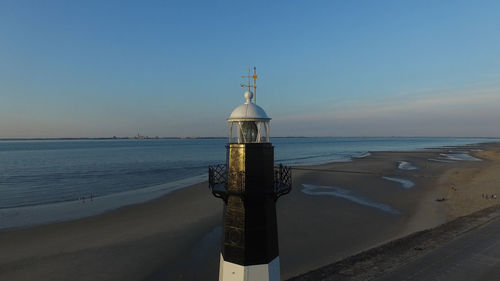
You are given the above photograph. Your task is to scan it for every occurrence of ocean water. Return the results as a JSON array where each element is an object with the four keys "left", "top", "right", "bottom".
[{"left": 0, "top": 137, "right": 497, "bottom": 229}]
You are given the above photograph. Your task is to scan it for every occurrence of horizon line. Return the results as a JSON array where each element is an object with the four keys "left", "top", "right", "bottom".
[{"left": 1, "top": 136, "right": 499, "bottom": 141}]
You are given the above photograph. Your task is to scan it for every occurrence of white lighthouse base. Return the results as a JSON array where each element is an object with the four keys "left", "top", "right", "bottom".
[{"left": 219, "top": 254, "right": 280, "bottom": 281}]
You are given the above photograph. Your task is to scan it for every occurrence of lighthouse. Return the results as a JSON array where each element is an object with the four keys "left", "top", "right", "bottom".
[{"left": 209, "top": 68, "right": 292, "bottom": 281}]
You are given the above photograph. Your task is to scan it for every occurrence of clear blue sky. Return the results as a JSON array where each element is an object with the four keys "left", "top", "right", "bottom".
[{"left": 1, "top": 0, "right": 499, "bottom": 138}]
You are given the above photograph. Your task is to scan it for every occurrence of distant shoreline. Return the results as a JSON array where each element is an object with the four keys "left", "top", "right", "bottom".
[
  {"left": 1, "top": 136, "right": 499, "bottom": 141},
  {"left": 0, "top": 137, "right": 226, "bottom": 141}
]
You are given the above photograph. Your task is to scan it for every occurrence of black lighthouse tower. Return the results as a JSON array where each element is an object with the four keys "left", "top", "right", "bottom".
[{"left": 209, "top": 69, "right": 291, "bottom": 281}]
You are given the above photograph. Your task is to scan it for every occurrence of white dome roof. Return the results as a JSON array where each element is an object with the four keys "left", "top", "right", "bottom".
[
  {"left": 228, "top": 91, "right": 271, "bottom": 121},
  {"left": 228, "top": 103, "right": 270, "bottom": 121}
]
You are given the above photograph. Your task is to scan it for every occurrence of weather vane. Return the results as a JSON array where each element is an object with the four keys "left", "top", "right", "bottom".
[{"left": 241, "top": 67, "right": 258, "bottom": 104}]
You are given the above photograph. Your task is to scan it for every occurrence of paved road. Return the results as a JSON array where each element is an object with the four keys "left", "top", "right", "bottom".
[{"left": 377, "top": 216, "right": 500, "bottom": 281}]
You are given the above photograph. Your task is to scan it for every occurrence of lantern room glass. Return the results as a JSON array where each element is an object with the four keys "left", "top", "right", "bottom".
[{"left": 229, "top": 121, "right": 270, "bottom": 143}]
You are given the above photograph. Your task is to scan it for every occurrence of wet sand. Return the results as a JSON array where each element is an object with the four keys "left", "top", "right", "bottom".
[{"left": 1, "top": 142, "right": 499, "bottom": 280}]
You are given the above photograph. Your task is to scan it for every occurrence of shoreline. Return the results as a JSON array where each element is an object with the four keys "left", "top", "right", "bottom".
[
  {"left": 0, "top": 142, "right": 499, "bottom": 280},
  {"left": 1, "top": 140, "right": 496, "bottom": 232},
  {"left": 0, "top": 174, "right": 207, "bottom": 232}
]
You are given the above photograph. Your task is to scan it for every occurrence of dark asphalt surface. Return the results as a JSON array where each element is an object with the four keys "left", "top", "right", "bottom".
[{"left": 377, "top": 216, "right": 500, "bottom": 281}]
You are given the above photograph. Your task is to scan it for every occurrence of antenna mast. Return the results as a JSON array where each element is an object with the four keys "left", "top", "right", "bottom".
[
  {"left": 241, "top": 67, "right": 258, "bottom": 104},
  {"left": 253, "top": 67, "right": 257, "bottom": 104}
]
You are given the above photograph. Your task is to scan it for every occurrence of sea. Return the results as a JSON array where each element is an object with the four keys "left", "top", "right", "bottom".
[{"left": 0, "top": 137, "right": 497, "bottom": 229}]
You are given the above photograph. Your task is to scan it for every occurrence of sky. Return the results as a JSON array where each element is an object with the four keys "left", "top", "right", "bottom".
[{"left": 0, "top": 0, "right": 499, "bottom": 138}]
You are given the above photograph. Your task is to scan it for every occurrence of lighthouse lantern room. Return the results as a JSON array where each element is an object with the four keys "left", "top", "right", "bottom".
[{"left": 227, "top": 89, "right": 270, "bottom": 144}]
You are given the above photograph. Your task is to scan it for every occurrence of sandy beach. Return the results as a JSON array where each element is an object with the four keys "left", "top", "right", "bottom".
[{"left": 1, "top": 142, "right": 499, "bottom": 281}]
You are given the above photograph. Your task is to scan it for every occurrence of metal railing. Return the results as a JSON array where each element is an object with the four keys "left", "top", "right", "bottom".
[
  {"left": 274, "top": 164, "right": 292, "bottom": 199},
  {"left": 208, "top": 164, "right": 292, "bottom": 201},
  {"left": 208, "top": 164, "right": 228, "bottom": 200}
]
